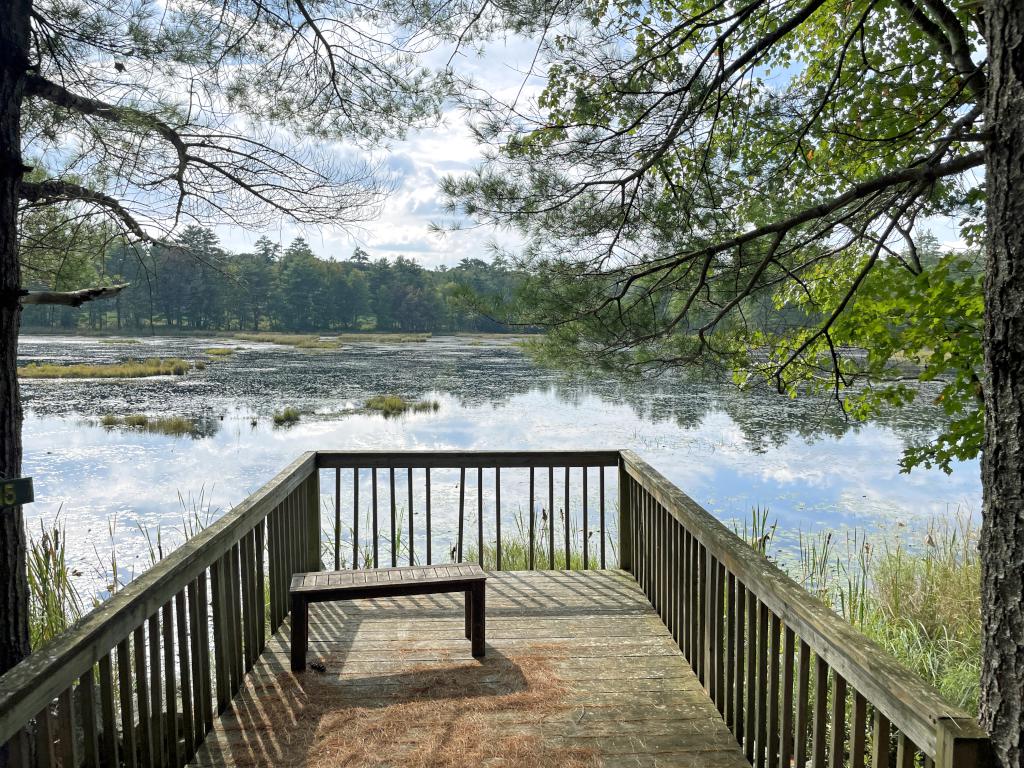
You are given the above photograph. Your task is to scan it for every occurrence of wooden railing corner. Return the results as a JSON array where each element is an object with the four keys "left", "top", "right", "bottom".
[{"left": 936, "top": 715, "right": 993, "bottom": 768}]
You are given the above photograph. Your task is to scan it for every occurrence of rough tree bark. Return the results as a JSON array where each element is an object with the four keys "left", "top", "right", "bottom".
[
  {"left": 981, "top": 0, "right": 1024, "bottom": 765},
  {"left": 0, "top": 0, "right": 31, "bottom": 685}
]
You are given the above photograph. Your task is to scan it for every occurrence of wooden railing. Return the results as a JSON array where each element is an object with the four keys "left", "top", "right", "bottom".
[
  {"left": 0, "top": 452, "right": 320, "bottom": 768},
  {"left": 315, "top": 451, "right": 621, "bottom": 571},
  {"left": 618, "top": 450, "right": 990, "bottom": 768},
  {"left": 0, "top": 449, "right": 990, "bottom": 767}
]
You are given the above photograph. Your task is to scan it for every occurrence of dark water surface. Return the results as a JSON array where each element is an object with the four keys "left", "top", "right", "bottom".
[{"left": 18, "top": 334, "right": 980, "bottom": 594}]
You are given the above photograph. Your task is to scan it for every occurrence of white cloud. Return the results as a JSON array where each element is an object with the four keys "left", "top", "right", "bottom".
[{"left": 213, "top": 37, "right": 542, "bottom": 268}]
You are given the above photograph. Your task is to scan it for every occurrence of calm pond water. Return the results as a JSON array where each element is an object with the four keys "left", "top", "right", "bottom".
[{"left": 18, "top": 334, "right": 981, "bottom": 596}]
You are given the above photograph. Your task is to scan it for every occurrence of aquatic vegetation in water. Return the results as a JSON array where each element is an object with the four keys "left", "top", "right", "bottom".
[
  {"left": 232, "top": 332, "right": 341, "bottom": 349},
  {"left": 19, "top": 357, "right": 192, "bottom": 378},
  {"left": 204, "top": 347, "right": 235, "bottom": 356},
  {"left": 335, "top": 332, "right": 430, "bottom": 343},
  {"left": 273, "top": 406, "right": 302, "bottom": 426},
  {"left": 233, "top": 332, "right": 431, "bottom": 349},
  {"left": 99, "top": 413, "right": 203, "bottom": 437},
  {"left": 99, "top": 338, "right": 142, "bottom": 345},
  {"left": 26, "top": 516, "right": 83, "bottom": 649},
  {"left": 365, "top": 394, "right": 440, "bottom": 416}
]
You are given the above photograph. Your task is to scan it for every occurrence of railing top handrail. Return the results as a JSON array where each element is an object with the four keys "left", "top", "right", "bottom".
[
  {"left": 619, "top": 449, "right": 985, "bottom": 758},
  {"left": 315, "top": 449, "right": 622, "bottom": 469},
  {"left": 0, "top": 451, "right": 317, "bottom": 745}
]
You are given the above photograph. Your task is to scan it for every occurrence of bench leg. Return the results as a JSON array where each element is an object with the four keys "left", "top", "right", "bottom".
[
  {"left": 471, "top": 582, "right": 485, "bottom": 658},
  {"left": 465, "top": 589, "right": 473, "bottom": 639},
  {"left": 290, "top": 595, "right": 308, "bottom": 672}
]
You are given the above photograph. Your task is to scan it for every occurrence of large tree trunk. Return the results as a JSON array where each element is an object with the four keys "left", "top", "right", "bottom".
[
  {"left": 981, "top": 0, "right": 1024, "bottom": 765},
  {"left": 0, "top": 0, "right": 31, "bottom": 686}
]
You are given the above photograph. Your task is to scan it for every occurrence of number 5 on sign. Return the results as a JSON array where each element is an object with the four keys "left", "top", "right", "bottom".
[{"left": 0, "top": 477, "right": 33, "bottom": 508}]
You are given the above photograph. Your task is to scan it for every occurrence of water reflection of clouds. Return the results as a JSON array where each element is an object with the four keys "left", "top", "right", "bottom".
[{"left": 19, "top": 335, "right": 981, "bottom": 597}]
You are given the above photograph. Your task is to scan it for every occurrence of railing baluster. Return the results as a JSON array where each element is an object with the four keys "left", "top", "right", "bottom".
[
  {"left": 716, "top": 562, "right": 727, "bottom": 715},
  {"left": 768, "top": 613, "right": 781, "bottom": 768},
  {"left": 56, "top": 686, "right": 77, "bottom": 768},
  {"left": 851, "top": 690, "right": 867, "bottom": 768},
  {"left": 599, "top": 468, "right": 606, "bottom": 569},
  {"left": 477, "top": 466, "right": 484, "bottom": 567},
  {"left": 117, "top": 639, "right": 137, "bottom": 768},
  {"left": 425, "top": 467, "right": 432, "bottom": 565},
  {"left": 239, "top": 532, "right": 254, "bottom": 672},
  {"left": 726, "top": 572, "right": 736, "bottom": 728},
  {"left": 812, "top": 657, "right": 828, "bottom": 768},
  {"left": 133, "top": 625, "right": 152, "bottom": 766},
  {"left": 256, "top": 520, "right": 266, "bottom": 652},
  {"left": 352, "top": 467, "right": 359, "bottom": 569},
  {"left": 197, "top": 572, "right": 213, "bottom": 735},
  {"left": 230, "top": 542, "right": 244, "bottom": 690},
  {"left": 371, "top": 467, "right": 379, "bottom": 568},
  {"left": 830, "top": 673, "right": 847, "bottom": 768},
  {"left": 564, "top": 466, "right": 571, "bottom": 569},
  {"left": 896, "top": 733, "right": 917, "bottom": 768},
  {"left": 35, "top": 703, "right": 55, "bottom": 768},
  {"left": 744, "top": 590, "right": 756, "bottom": 762},
  {"left": 408, "top": 468, "right": 415, "bottom": 566},
  {"left": 582, "top": 467, "right": 588, "bottom": 570},
  {"left": 175, "top": 590, "right": 195, "bottom": 761},
  {"left": 148, "top": 614, "right": 164, "bottom": 768},
  {"left": 548, "top": 467, "right": 555, "bottom": 568},
  {"left": 334, "top": 468, "right": 341, "bottom": 569},
  {"left": 795, "top": 640, "right": 811, "bottom": 768},
  {"left": 871, "top": 709, "right": 891, "bottom": 768},
  {"left": 457, "top": 467, "right": 465, "bottom": 563},
  {"left": 495, "top": 467, "right": 502, "bottom": 570},
  {"left": 390, "top": 467, "right": 397, "bottom": 567},
  {"left": 781, "top": 626, "right": 795, "bottom": 768},
  {"left": 529, "top": 467, "right": 536, "bottom": 570},
  {"left": 98, "top": 652, "right": 119, "bottom": 767},
  {"left": 161, "top": 602, "right": 179, "bottom": 768},
  {"left": 210, "top": 559, "right": 227, "bottom": 714},
  {"left": 79, "top": 667, "right": 99, "bottom": 768},
  {"left": 756, "top": 602, "right": 769, "bottom": 768},
  {"left": 734, "top": 581, "right": 746, "bottom": 745}
]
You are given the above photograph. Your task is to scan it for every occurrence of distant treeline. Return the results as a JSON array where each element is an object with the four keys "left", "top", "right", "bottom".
[{"left": 22, "top": 226, "right": 522, "bottom": 333}]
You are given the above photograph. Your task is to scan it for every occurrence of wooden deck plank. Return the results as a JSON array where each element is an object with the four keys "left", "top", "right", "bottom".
[{"left": 189, "top": 570, "right": 748, "bottom": 768}]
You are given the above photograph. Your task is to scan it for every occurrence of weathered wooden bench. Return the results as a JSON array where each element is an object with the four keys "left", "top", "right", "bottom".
[{"left": 289, "top": 564, "right": 487, "bottom": 671}]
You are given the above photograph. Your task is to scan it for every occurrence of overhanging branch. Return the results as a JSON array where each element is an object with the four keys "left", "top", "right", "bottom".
[
  {"left": 18, "top": 179, "right": 154, "bottom": 242},
  {"left": 18, "top": 284, "right": 129, "bottom": 307}
]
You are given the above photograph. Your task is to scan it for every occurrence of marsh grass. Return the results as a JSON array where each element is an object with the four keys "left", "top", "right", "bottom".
[
  {"left": 26, "top": 516, "right": 83, "bottom": 648},
  {"left": 273, "top": 406, "right": 301, "bottom": 426},
  {"left": 19, "top": 357, "right": 191, "bottom": 378},
  {"left": 466, "top": 509, "right": 612, "bottom": 570},
  {"left": 365, "top": 394, "right": 440, "bottom": 416},
  {"left": 335, "top": 332, "right": 430, "bottom": 343},
  {"left": 99, "top": 338, "right": 142, "bottom": 345},
  {"left": 232, "top": 332, "right": 340, "bottom": 349},
  {"left": 204, "top": 347, "right": 235, "bottom": 356},
  {"left": 99, "top": 413, "right": 199, "bottom": 436},
  {"left": 741, "top": 508, "right": 981, "bottom": 713}
]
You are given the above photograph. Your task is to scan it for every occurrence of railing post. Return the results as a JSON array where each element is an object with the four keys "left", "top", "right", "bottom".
[
  {"left": 617, "top": 454, "right": 633, "bottom": 573},
  {"left": 935, "top": 716, "right": 991, "bottom": 768},
  {"left": 307, "top": 465, "right": 321, "bottom": 571}
]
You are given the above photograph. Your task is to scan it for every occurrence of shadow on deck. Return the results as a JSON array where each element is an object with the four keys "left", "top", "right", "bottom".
[{"left": 191, "top": 570, "right": 748, "bottom": 768}]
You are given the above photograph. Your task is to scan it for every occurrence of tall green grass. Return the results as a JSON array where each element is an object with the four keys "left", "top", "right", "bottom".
[
  {"left": 26, "top": 517, "right": 83, "bottom": 648},
  {"left": 740, "top": 509, "right": 981, "bottom": 713},
  {"left": 364, "top": 394, "right": 440, "bottom": 416}
]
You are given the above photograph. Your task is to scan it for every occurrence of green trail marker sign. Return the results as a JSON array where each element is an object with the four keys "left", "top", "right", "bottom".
[{"left": 1, "top": 477, "right": 33, "bottom": 508}]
